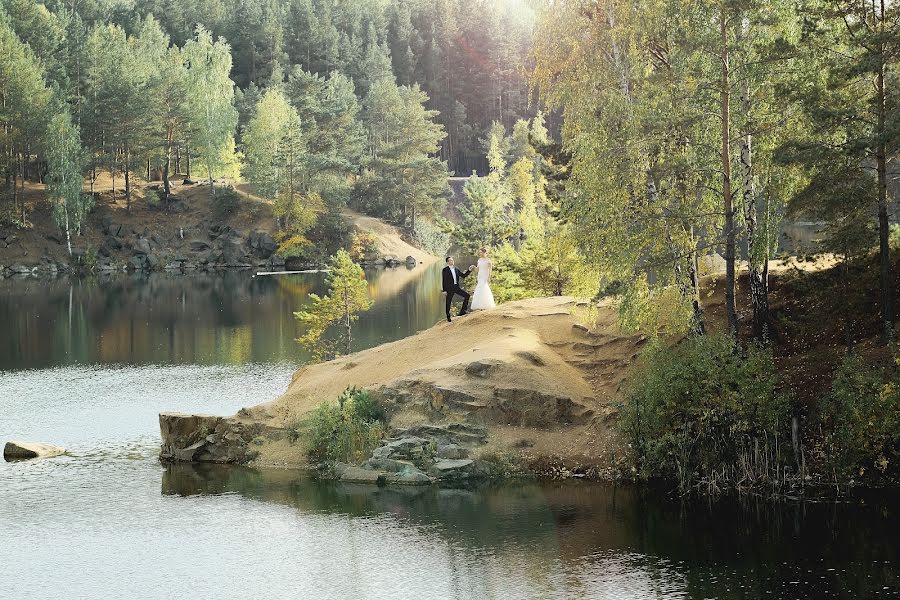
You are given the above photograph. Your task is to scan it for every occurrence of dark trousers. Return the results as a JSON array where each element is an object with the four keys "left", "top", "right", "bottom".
[{"left": 445, "top": 287, "right": 470, "bottom": 318}]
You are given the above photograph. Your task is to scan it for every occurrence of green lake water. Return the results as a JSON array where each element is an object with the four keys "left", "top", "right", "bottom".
[{"left": 1, "top": 266, "right": 899, "bottom": 599}]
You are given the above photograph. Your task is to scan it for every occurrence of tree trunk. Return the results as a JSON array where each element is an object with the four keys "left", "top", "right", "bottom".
[
  {"left": 163, "top": 154, "right": 171, "bottom": 204},
  {"left": 124, "top": 141, "right": 132, "bottom": 212},
  {"left": 64, "top": 200, "right": 72, "bottom": 257},
  {"left": 721, "top": 7, "right": 738, "bottom": 338},
  {"left": 876, "top": 19, "right": 894, "bottom": 342},
  {"left": 344, "top": 289, "right": 352, "bottom": 355},
  {"left": 688, "top": 245, "right": 705, "bottom": 335},
  {"left": 741, "top": 82, "right": 770, "bottom": 344},
  {"left": 186, "top": 145, "right": 191, "bottom": 179}
]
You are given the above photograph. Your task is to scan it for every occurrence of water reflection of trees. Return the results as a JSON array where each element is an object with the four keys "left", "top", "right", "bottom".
[
  {"left": 161, "top": 463, "right": 900, "bottom": 599},
  {"left": 0, "top": 265, "right": 446, "bottom": 369}
]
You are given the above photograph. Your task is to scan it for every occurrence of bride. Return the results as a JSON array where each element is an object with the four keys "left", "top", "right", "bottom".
[{"left": 470, "top": 246, "right": 496, "bottom": 311}]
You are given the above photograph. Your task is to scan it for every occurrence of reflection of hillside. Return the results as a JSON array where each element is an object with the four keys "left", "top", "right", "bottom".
[
  {"left": 0, "top": 272, "right": 325, "bottom": 368},
  {"left": 0, "top": 266, "right": 446, "bottom": 369}
]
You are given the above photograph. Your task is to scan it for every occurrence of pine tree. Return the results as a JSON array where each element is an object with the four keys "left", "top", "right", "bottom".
[{"left": 295, "top": 249, "right": 373, "bottom": 361}]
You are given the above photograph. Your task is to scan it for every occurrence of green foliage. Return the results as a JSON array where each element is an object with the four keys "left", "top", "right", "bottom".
[
  {"left": 212, "top": 185, "right": 241, "bottom": 219},
  {"left": 46, "top": 111, "right": 90, "bottom": 255},
  {"left": 297, "top": 387, "right": 385, "bottom": 464},
  {"left": 454, "top": 175, "right": 515, "bottom": 254},
  {"left": 412, "top": 217, "right": 451, "bottom": 257},
  {"left": 295, "top": 249, "right": 373, "bottom": 361},
  {"left": 275, "top": 233, "right": 313, "bottom": 260},
  {"left": 477, "top": 450, "right": 528, "bottom": 480},
  {"left": 348, "top": 230, "right": 378, "bottom": 261},
  {"left": 183, "top": 25, "right": 239, "bottom": 189},
  {"left": 518, "top": 224, "right": 597, "bottom": 298},
  {"left": 622, "top": 335, "right": 791, "bottom": 493},
  {"left": 353, "top": 80, "right": 449, "bottom": 227},
  {"left": 822, "top": 353, "right": 900, "bottom": 482}
]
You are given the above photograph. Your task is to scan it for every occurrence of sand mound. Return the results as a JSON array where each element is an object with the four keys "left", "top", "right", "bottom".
[
  {"left": 344, "top": 209, "right": 435, "bottom": 265},
  {"left": 242, "top": 297, "right": 646, "bottom": 468}
]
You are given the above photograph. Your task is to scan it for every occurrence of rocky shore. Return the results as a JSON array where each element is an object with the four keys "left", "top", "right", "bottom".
[{"left": 159, "top": 297, "right": 646, "bottom": 485}]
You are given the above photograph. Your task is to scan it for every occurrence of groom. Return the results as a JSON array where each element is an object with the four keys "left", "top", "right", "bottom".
[{"left": 442, "top": 256, "right": 473, "bottom": 322}]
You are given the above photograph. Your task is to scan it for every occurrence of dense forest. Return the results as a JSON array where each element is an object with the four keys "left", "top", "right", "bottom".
[{"left": 0, "top": 0, "right": 539, "bottom": 259}]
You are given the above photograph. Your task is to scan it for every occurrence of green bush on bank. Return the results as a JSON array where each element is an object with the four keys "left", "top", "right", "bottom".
[
  {"left": 823, "top": 352, "right": 900, "bottom": 483},
  {"left": 294, "top": 387, "right": 385, "bottom": 464},
  {"left": 622, "top": 334, "right": 792, "bottom": 493}
]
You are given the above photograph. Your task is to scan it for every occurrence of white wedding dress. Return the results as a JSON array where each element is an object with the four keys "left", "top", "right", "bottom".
[{"left": 470, "top": 257, "right": 496, "bottom": 310}]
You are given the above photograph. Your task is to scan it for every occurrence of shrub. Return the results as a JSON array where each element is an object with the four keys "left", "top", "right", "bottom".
[
  {"left": 822, "top": 352, "right": 900, "bottom": 483},
  {"left": 348, "top": 231, "right": 378, "bottom": 261},
  {"left": 621, "top": 334, "right": 791, "bottom": 493},
  {"left": 412, "top": 217, "right": 451, "bottom": 256},
  {"left": 890, "top": 224, "right": 900, "bottom": 251},
  {"left": 213, "top": 185, "right": 241, "bottom": 219},
  {"left": 298, "top": 387, "right": 385, "bottom": 464},
  {"left": 275, "top": 233, "right": 313, "bottom": 260}
]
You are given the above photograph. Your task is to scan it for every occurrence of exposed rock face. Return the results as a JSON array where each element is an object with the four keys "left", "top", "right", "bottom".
[
  {"left": 159, "top": 412, "right": 284, "bottom": 464},
  {"left": 4, "top": 441, "right": 66, "bottom": 461}
]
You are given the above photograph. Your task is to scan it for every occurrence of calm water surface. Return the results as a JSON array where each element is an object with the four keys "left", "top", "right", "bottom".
[{"left": 2, "top": 266, "right": 899, "bottom": 599}]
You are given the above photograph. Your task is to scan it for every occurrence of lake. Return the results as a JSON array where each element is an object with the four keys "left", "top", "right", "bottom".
[{"left": 1, "top": 265, "right": 899, "bottom": 599}]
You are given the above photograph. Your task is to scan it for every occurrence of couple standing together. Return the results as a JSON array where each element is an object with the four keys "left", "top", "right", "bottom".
[{"left": 441, "top": 247, "right": 495, "bottom": 322}]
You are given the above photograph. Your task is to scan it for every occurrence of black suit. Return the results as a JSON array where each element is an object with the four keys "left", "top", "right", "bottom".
[{"left": 442, "top": 265, "right": 471, "bottom": 320}]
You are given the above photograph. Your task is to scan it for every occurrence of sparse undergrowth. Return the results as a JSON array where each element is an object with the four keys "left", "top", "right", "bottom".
[{"left": 290, "top": 387, "right": 385, "bottom": 464}]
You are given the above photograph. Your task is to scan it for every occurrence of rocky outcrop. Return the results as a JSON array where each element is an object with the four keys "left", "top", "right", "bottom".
[
  {"left": 159, "top": 412, "right": 285, "bottom": 464},
  {"left": 4, "top": 440, "right": 66, "bottom": 461},
  {"left": 158, "top": 298, "right": 644, "bottom": 483}
]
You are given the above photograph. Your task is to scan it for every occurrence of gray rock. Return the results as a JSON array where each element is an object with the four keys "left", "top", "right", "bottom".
[
  {"left": 437, "top": 444, "right": 469, "bottom": 459},
  {"left": 222, "top": 239, "right": 248, "bottom": 264},
  {"left": 390, "top": 465, "right": 432, "bottom": 485},
  {"left": 371, "top": 445, "right": 395, "bottom": 460},
  {"left": 127, "top": 255, "right": 146, "bottom": 271},
  {"left": 146, "top": 253, "right": 161, "bottom": 269},
  {"left": 133, "top": 237, "right": 152, "bottom": 255},
  {"left": 339, "top": 465, "right": 386, "bottom": 484},
  {"left": 189, "top": 239, "right": 211, "bottom": 252},
  {"left": 464, "top": 359, "right": 502, "bottom": 378},
  {"left": 405, "top": 255, "right": 417, "bottom": 265},
  {"left": 97, "top": 244, "right": 111, "bottom": 258},
  {"left": 8, "top": 264, "right": 33, "bottom": 274},
  {"left": 4, "top": 441, "right": 66, "bottom": 461},
  {"left": 365, "top": 457, "right": 416, "bottom": 473},
  {"left": 104, "top": 236, "right": 122, "bottom": 250},
  {"left": 433, "top": 458, "right": 474, "bottom": 472}
]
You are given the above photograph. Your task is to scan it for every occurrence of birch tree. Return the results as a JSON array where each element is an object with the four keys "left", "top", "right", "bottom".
[
  {"left": 46, "top": 112, "right": 89, "bottom": 257},
  {"left": 183, "top": 25, "right": 238, "bottom": 196}
]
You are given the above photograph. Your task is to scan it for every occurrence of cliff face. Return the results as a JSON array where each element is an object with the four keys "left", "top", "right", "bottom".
[{"left": 160, "top": 297, "right": 646, "bottom": 479}]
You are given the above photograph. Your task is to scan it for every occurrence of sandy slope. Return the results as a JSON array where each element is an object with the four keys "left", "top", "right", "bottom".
[
  {"left": 343, "top": 208, "right": 436, "bottom": 265},
  {"left": 244, "top": 296, "right": 646, "bottom": 471}
]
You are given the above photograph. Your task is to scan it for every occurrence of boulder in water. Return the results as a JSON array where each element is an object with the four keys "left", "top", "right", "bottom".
[{"left": 4, "top": 441, "right": 66, "bottom": 461}]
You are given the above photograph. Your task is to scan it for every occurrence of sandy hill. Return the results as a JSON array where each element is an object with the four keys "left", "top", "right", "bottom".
[
  {"left": 237, "top": 296, "right": 646, "bottom": 472},
  {"left": 343, "top": 208, "right": 435, "bottom": 265}
]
